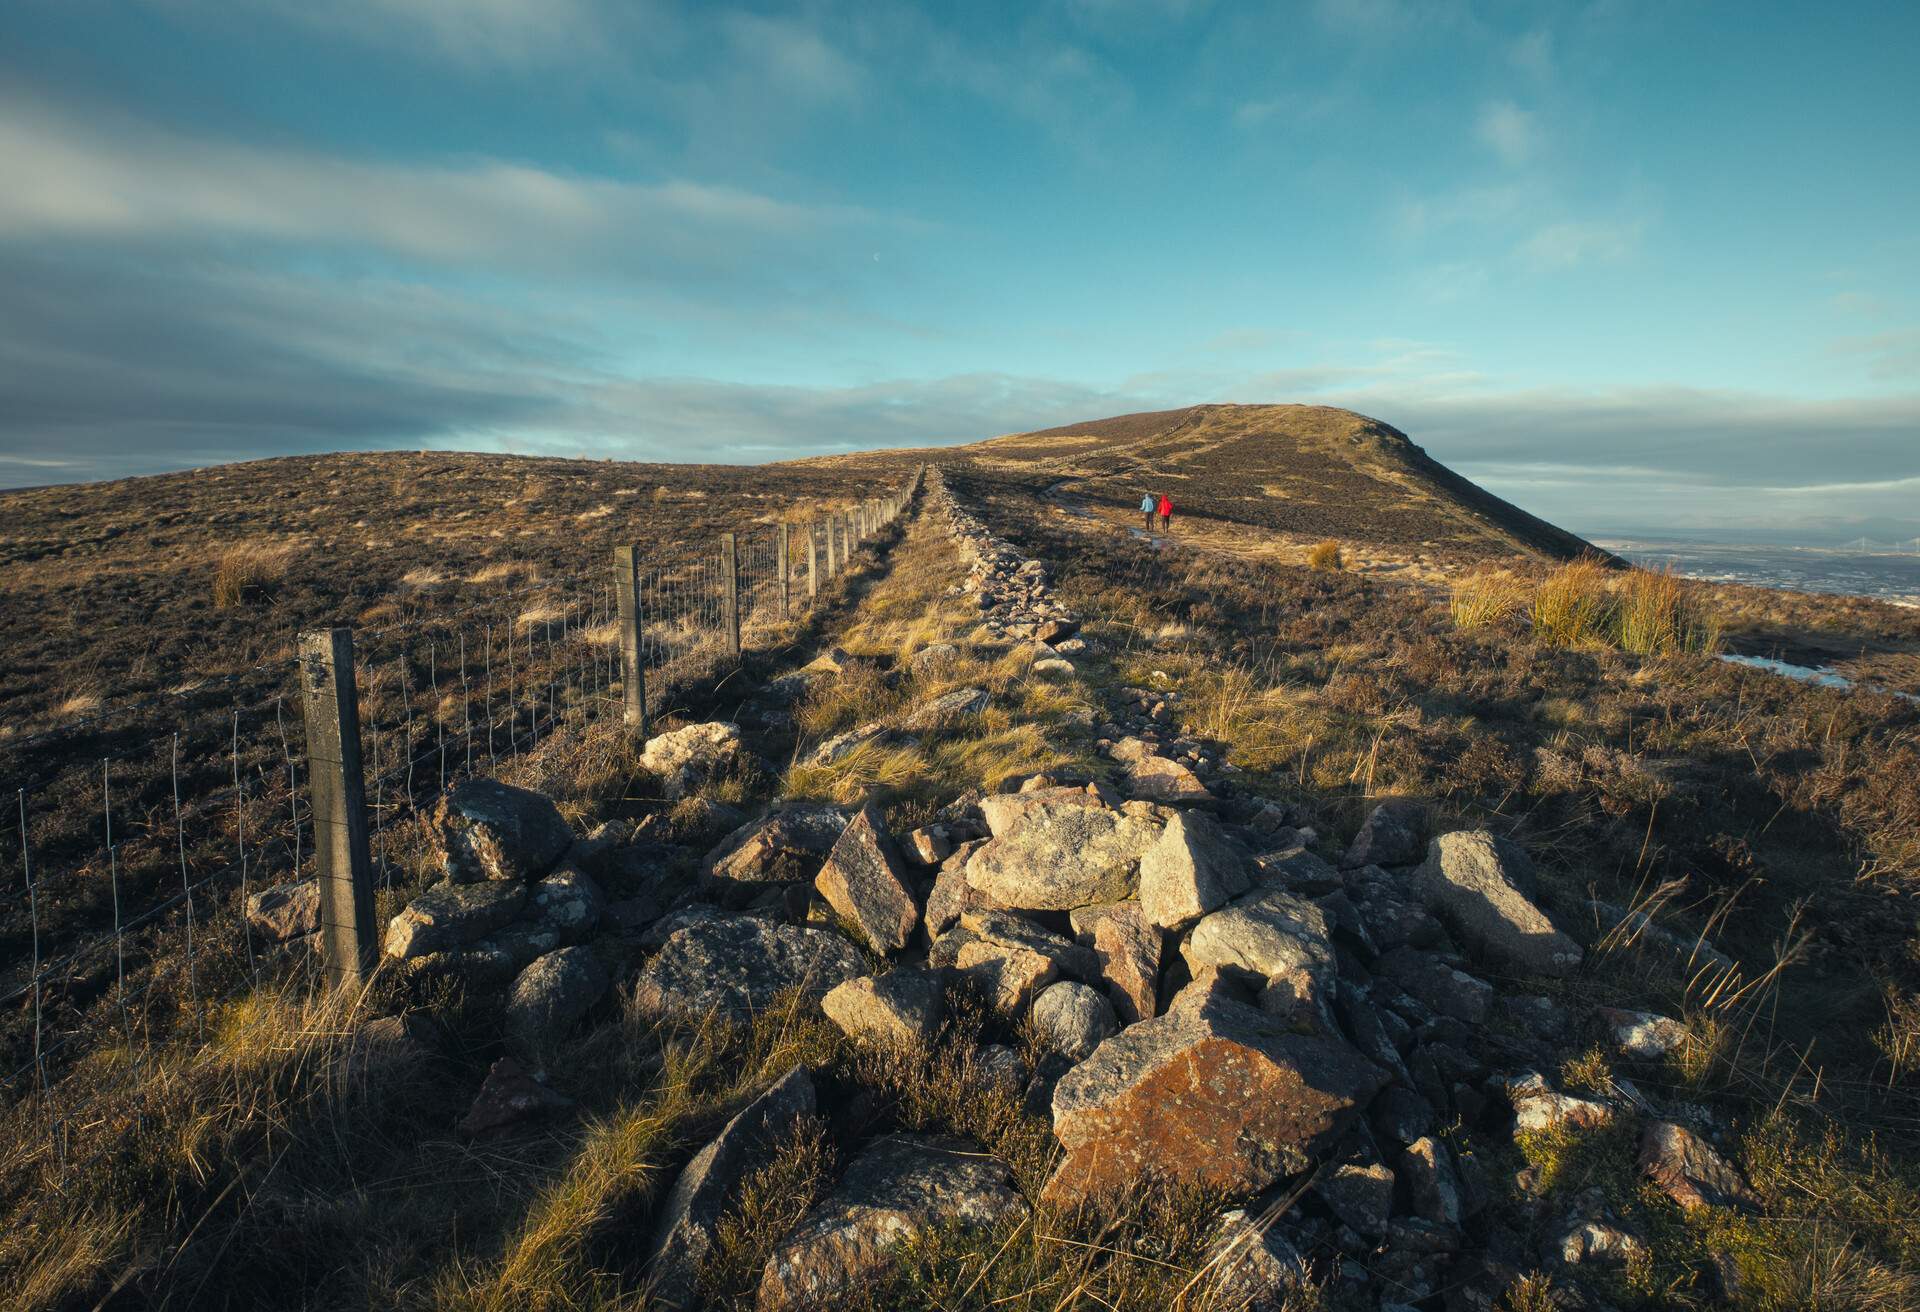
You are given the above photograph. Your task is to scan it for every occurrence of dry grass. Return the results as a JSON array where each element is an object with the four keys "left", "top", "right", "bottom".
[
  {"left": 1617, "top": 566, "right": 1722, "bottom": 656},
  {"left": 1305, "top": 539, "right": 1344, "bottom": 570},
  {"left": 467, "top": 560, "right": 539, "bottom": 586},
  {"left": 1449, "top": 570, "right": 1531, "bottom": 630},
  {"left": 1530, "top": 555, "right": 1617, "bottom": 647},
  {"left": 212, "top": 540, "right": 294, "bottom": 607}
]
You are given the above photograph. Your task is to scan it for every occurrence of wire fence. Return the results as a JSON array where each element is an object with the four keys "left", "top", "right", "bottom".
[{"left": 0, "top": 470, "right": 924, "bottom": 1124}]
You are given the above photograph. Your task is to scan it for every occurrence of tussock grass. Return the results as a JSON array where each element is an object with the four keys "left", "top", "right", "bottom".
[
  {"left": 1617, "top": 566, "right": 1722, "bottom": 656},
  {"left": 1530, "top": 556, "right": 1617, "bottom": 647},
  {"left": 1449, "top": 570, "right": 1531, "bottom": 630},
  {"left": 1305, "top": 539, "right": 1344, "bottom": 570},
  {"left": 468, "top": 560, "right": 539, "bottom": 586},
  {"left": 212, "top": 541, "right": 294, "bottom": 607}
]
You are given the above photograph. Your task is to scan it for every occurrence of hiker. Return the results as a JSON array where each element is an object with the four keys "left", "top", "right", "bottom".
[
  {"left": 1157, "top": 492, "right": 1173, "bottom": 532},
  {"left": 1139, "top": 492, "right": 1155, "bottom": 531}
]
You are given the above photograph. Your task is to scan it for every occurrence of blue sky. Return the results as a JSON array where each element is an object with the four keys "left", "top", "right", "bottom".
[{"left": 1, "top": 0, "right": 1916, "bottom": 540}]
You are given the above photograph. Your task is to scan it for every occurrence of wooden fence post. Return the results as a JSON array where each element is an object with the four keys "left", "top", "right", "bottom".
[
  {"left": 298, "top": 629, "right": 376, "bottom": 988},
  {"left": 615, "top": 546, "right": 647, "bottom": 734},
  {"left": 720, "top": 532, "right": 741, "bottom": 657},
  {"left": 807, "top": 520, "right": 820, "bottom": 601},
  {"left": 777, "top": 522, "right": 791, "bottom": 615}
]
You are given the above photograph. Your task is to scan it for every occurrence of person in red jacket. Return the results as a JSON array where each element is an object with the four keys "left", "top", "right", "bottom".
[{"left": 1156, "top": 492, "right": 1173, "bottom": 531}]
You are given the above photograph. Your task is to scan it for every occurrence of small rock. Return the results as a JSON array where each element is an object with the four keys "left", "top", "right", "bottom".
[
  {"left": 1372, "top": 949, "right": 1494, "bottom": 1026},
  {"left": 505, "top": 947, "right": 609, "bottom": 1051},
  {"left": 1182, "top": 888, "right": 1336, "bottom": 1020},
  {"left": 975, "top": 1043, "right": 1025, "bottom": 1097},
  {"left": 1205, "top": 1208, "right": 1309, "bottom": 1310},
  {"left": 964, "top": 795, "right": 1160, "bottom": 912},
  {"left": 525, "top": 866, "right": 605, "bottom": 944},
  {"left": 640, "top": 721, "right": 743, "bottom": 801},
  {"left": 1139, "top": 810, "right": 1251, "bottom": 931},
  {"left": 632, "top": 914, "right": 866, "bottom": 1022},
  {"left": 1318, "top": 1153, "right": 1395, "bottom": 1237},
  {"left": 1032, "top": 657, "right": 1076, "bottom": 675},
  {"left": 813, "top": 802, "right": 918, "bottom": 954},
  {"left": 1068, "top": 901, "right": 1162, "bottom": 1024},
  {"left": 821, "top": 970, "right": 945, "bottom": 1047},
  {"left": 1400, "top": 1136, "right": 1463, "bottom": 1228},
  {"left": 1030, "top": 981, "right": 1118, "bottom": 1061},
  {"left": 1343, "top": 798, "right": 1425, "bottom": 869},
  {"left": 1412, "top": 831, "right": 1583, "bottom": 978},
  {"left": 245, "top": 880, "right": 320, "bottom": 941},
  {"left": 1506, "top": 1071, "right": 1613, "bottom": 1134},
  {"left": 458, "top": 1056, "right": 572, "bottom": 1138},
  {"left": 909, "top": 642, "right": 959, "bottom": 673},
  {"left": 1598, "top": 1006, "right": 1689, "bottom": 1060},
  {"left": 702, "top": 804, "right": 848, "bottom": 902},
  {"left": 955, "top": 941, "right": 1057, "bottom": 1015},
  {"left": 384, "top": 881, "right": 527, "bottom": 960},
  {"left": 902, "top": 686, "right": 990, "bottom": 730},
  {"left": 1639, "top": 1120, "right": 1760, "bottom": 1212},
  {"left": 432, "top": 778, "right": 574, "bottom": 883},
  {"left": 905, "top": 825, "right": 952, "bottom": 867},
  {"left": 1124, "top": 753, "right": 1213, "bottom": 805}
]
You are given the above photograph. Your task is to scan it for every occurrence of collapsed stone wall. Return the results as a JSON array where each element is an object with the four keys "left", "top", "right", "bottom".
[{"left": 271, "top": 469, "right": 1756, "bottom": 1310}]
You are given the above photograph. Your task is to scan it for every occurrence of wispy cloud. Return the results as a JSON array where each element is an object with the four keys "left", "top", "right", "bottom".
[
  {"left": 1518, "top": 217, "right": 1643, "bottom": 270},
  {"left": 1476, "top": 99, "right": 1541, "bottom": 166}
]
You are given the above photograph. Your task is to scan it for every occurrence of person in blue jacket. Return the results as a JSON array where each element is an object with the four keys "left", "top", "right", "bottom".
[{"left": 1139, "top": 493, "right": 1155, "bottom": 531}]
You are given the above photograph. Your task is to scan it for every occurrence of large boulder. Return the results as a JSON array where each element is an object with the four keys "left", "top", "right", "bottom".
[
  {"left": 1041, "top": 995, "right": 1389, "bottom": 1209},
  {"left": 1412, "top": 831, "right": 1583, "bottom": 978},
  {"left": 821, "top": 970, "right": 944, "bottom": 1047},
  {"left": 1139, "top": 810, "right": 1251, "bottom": 932},
  {"left": 1068, "top": 901, "right": 1162, "bottom": 1025},
  {"left": 963, "top": 795, "right": 1160, "bottom": 911},
  {"left": 648, "top": 1066, "right": 817, "bottom": 1309},
  {"left": 632, "top": 914, "right": 866, "bottom": 1022},
  {"left": 758, "top": 1134, "right": 1027, "bottom": 1309},
  {"left": 245, "top": 880, "right": 320, "bottom": 941},
  {"left": 702, "top": 805, "right": 847, "bottom": 903},
  {"left": 432, "top": 778, "right": 574, "bottom": 883},
  {"left": 1343, "top": 799, "right": 1426, "bottom": 869},
  {"left": 384, "top": 881, "right": 527, "bottom": 960},
  {"left": 505, "top": 946, "right": 609, "bottom": 1051},
  {"left": 1030, "top": 981, "right": 1119, "bottom": 1061},
  {"left": 813, "top": 803, "right": 918, "bottom": 954},
  {"left": 641, "top": 721, "right": 743, "bottom": 801}
]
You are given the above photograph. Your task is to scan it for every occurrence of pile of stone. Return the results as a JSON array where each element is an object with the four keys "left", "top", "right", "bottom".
[{"left": 925, "top": 469, "right": 1083, "bottom": 652}]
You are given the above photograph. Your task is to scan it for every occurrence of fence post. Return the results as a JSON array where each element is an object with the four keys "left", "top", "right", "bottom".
[
  {"left": 298, "top": 628, "right": 376, "bottom": 988},
  {"left": 807, "top": 520, "right": 820, "bottom": 601},
  {"left": 615, "top": 545, "right": 647, "bottom": 734},
  {"left": 777, "top": 522, "right": 791, "bottom": 615},
  {"left": 720, "top": 532, "right": 742, "bottom": 657}
]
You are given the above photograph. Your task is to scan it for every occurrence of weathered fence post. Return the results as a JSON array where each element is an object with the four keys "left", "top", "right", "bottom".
[
  {"left": 807, "top": 520, "right": 820, "bottom": 601},
  {"left": 777, "top": 522, "right": 791, "bottom": 615},
  {"left": 298, "top": 628, "right": 376, "bottom": 987},
  {"left": 719, "top": 532, "right": 742, "bottom": 657},
  {"left": 614, "top": 545, "right": 647, "bottom": 734}
]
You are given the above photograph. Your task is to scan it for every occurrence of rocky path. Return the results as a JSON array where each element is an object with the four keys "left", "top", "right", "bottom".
[{"left": 306, "top": 471, "right": 1762, "bottom": 1309}]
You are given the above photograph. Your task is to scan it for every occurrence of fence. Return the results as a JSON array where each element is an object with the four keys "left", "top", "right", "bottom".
[{"left": 0, "top": 465, "right": 925, "bottom": 1122}]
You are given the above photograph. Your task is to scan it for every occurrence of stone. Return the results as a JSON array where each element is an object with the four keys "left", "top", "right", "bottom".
[
  {"left": 901, "top": 686, "right": 990, "bottom": 730},
  {"left": 813, "top": 803, "right": 918, "bottom": 954},
  {"left": 1638, "top": 1121, "right": 1760, "bottom": 1212},
  {"left": 1598, "top": 1007, "right": 1689, "bottom": 1060},
  {"left": 1182, "top": 888, "right": 1335, "bottom": 1013},
  {"left": 808, "top": 719, "right": 896, "bottom": 766},
  {"left": 1042, "top": 995, "right": 1389, "bottom": 1209},
  {"left": 924, "top": 847, "right": 993, "bottom": 936},
  {"left": 640, "top": 721, "right": 743, "bottom": 801},
  {"left": 1412, "top": 831, "right": 1583, "bottom": 978},
  {"left": 803, "top": 647, "right": 856, "bottom": 674},
  {"left": 1068, "top": 901, "right": 1162, "bottom": 1025},
  {"left": 341, "top": 1014, "right": 435, "bottom": 1086},
  {"left": 1506, "top": 1072, "right": 1613, "bottom": 1134},
  {"left": 1372, "top": 949, "right": 1493, "bottom": 1026},
  {"left": 1333, "top": 990, "right": 1412, "bottom": 1086},
  {"left": 632, "top": 914, "right": 866, "bottom": 1022},
  {"left": 525, "top": 866, "right": 605, "bottom": 944},
  {"left": 245, "top": 880, "right": 320, "bottom": 941},
  {"left": 505, "top": 946, "right": 610, "bottom": 1050},
  {"left": 1031, "top": 981, "right": 1119, "bottom": 1061},
  {"left": 964, "top": 797, "right": 1160, "bottom": 912},
  {"left": 976, "top": 785, "right": 1105, "bottom": 835},
  {"left": 1123, "top": 753, "right": 1213, "bottom": 804},
  {"left": 1318, "top": 1155, "right": 1395, "bottom": 1237},
  {"left": 958, "top": 910, "right": 1100, "bottom": 980},
  {"left": 432, "top": 778, "right": 574, "bottom": 883},
  {"left": 974, "top": 1044, "right": 1025, "bottom": 1097},
  {"left": 1247, "top": 846, "right": 1343, "bottom": 895},
  {"left": 909, "top": 642, "right": 959, "bottom": 673},
  {"left": 821, "top": 970, "right": 945, "bottom": 1047},
  {"left": 1140, "top": 810, "right": 1252, "bottom": 931},
  {"left": 758, "top": 1134, "right": 1026, "bottom": 1310},
  {"left": 905, "top": 825, "right": 951, "bottom": 867},
  {"left": 955, "top": 941, "right": 1056, "bottom": 1015},
  {"left": 1204, "top": 1208, "right": 1309, "bottom": 1310},
  {"left": 384, "top": 881, "right": 528, "bottom": 960},
  {"left": 458, "top": 1056, "right": 572, "bottom": 1138},
  {"left": 1032, "top": 657, "right": 1075, "bottom": 675},
  {"left": 1400, "top": 1136, "right": 1463, "bottom": 1228},
  {"left": 649, "top": 1070, "right": 817, "bottom": 1310},
  {"left": 1348, "top": 869, "right": 1443, "bottom": 952},
  {"left": 1343, "top": 799, "right": 1426, "bottom": 869},
  {"left": 703, "top": 805, "right": 848, "bottom": 902}
]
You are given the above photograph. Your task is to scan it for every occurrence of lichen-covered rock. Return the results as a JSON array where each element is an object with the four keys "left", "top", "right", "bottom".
[
  {"left": 1372, "top": 948, "right": 1494, "bottom": 1026},
  {"left": 641, "top": 721, "right": 744, "bottom": 801},
  {"left": 1041, "top": 995, "right": 1389, "bottom": 1209},
  {"left": 1139, "top": 810, "right": 1251, "bottom": 931},
  {"left": 1506, "top": 1071, "right": 1614, "bottom": 1134},
  {"left": 1031, "top": 981, "right": 1118, "bottom": 1061},
  {"left": 432, "top": 778, "right": 574, "bottom": 883},
  {"left": 964, "top": 795, "right": 1160, "bottom": 911},
  {"left": 821, "top": 970, "right": 944, "bottom": 1047},
  {"left": 702, "top": 805, "right": 848, "bottom": 903},
  {"left": 813, "top": 803, "right": 918, "bottom": 954},
  {"left": 505, "top": 946, "right": 609, "bottom": 1051},
  {"left": 246, "top": 880, "right": 320, "bottom": 941},
  {"left": 901, "top": 686, "right": 990, "bottom": 731},
  {"left": 1598, "top": 1007, "right": 1689, "bottom": 1060},
  {"left": 1400, "top": 1136, "right": 1463, "bottom": 1228},
  {"left": 1639, "top": 1121, "right": 1760, "bottom": 1212},
  {"left": 1412, "top": 831, "right": 1582, "bottom": 977},
  {"left": 648, "top": 1067, "right": 816, "bottom": 1309},
  {"left": 384, "top": 881, "right": 527, "bottom": 960},
  {"left": 955, "top": 940, "right": 1057, "bottom": 1015},
  {"left": 1069, "top": 901, "right": 1162, "bottom": 1024},
  {"left": 1343, "top": 798, "right": 1426, "bottom": 869},
  {"left": 923, "top": 844, "right": 994, "bottom": 936},
  {"left": 1123, "top": 753, "right": 1213, "bottom": 804},
  {"left": 1204, "top": 1208, "right": 1309, "bottom": 1310},
  {"left": 525, "top": 866, "right": 605, "bottom": 944},
  {"left": 1317, "top": 1151, "right": 1395, "bottom": 1237},
  {"left": 758, "top": 1135, "right": 1026, "bottom": 1310},
  {"left": 1247, "top": 846, "right": 1343, "bottom": 895},
  {"left": 1181, "top": 888, "right": 1335, "bottom": 1014},
  {"left": 632, "top": 914, "right": 866, "bottom": 1021}
]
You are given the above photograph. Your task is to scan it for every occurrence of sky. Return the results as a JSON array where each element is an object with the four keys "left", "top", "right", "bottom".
[{"left": 1, "top": 0, "right": 1916, "bottom": 542}]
